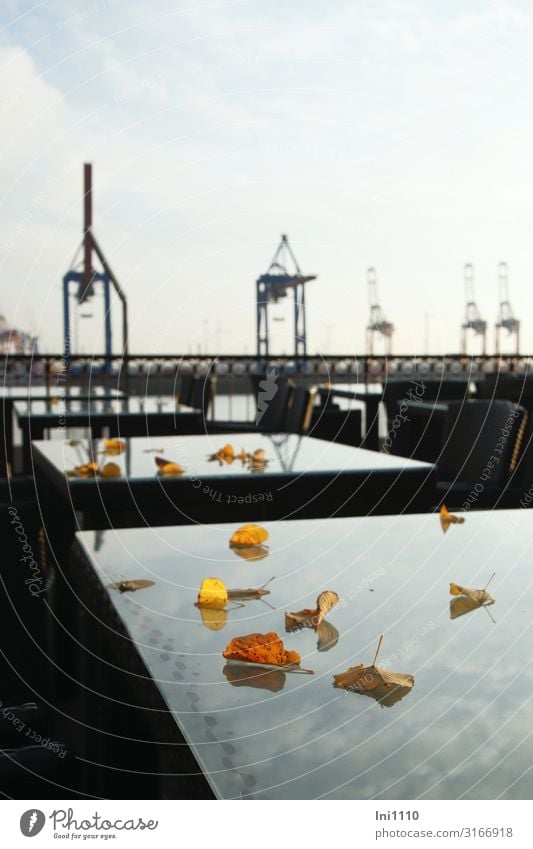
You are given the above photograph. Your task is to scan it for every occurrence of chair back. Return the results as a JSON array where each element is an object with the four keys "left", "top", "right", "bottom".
[
  {"left": 437, "top": 400, "right": 527, "bottom": 484},
  {"left": 283, "top": 386, "right": 317, "bottom": 434},
  {"left": 255, "top": 377, "right": 291, "bottom": 431},
  {"left": 178, "top": 373, "right": 194, "bottom": 407}
]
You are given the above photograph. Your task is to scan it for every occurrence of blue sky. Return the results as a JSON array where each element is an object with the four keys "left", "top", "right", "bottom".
[{"left": 1, "top": 0, "right": 533, "bottom": 355}]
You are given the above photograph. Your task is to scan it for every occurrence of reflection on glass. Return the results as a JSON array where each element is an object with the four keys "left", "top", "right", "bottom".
[{"left": 223, "top": 663, "right": 286, "bottom": 692}]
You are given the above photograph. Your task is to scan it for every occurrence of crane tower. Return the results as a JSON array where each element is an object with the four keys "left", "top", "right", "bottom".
[
  {"left": 256, "top": 234, "right": 316, "bottom": 360},
  {"left": 366, "top": 267, "right": 394, "bottom": 356},
  {"left": 461, "top": 263, "right": 487, "bottom": 355},
  {"left": 495, "top": 261, "right": 520, "bottom": 356}
]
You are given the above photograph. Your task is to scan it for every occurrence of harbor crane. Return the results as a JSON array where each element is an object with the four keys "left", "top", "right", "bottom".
[
  {"left": 63, "top": 163, "right": 128, "bottom": 364},
  {"left": 366, "top": 267, "right": 394, "bottom": 356},
  {"left": 495, "top": 261, "right": 520, "bottom": 356},
  {"left": 256, "top": 234, "right": 316, "bottom": 360},
  {"left": 461, "top": 263, "right": 486, "bottom": 356}
]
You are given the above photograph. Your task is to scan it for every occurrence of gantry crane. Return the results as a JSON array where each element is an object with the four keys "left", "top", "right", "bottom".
[
  {"left": 63, "top": 164, "right": 128, "bottom": 364},
  {"left": 256, "top": 234, "right": 316, "bottom": 359},
  {"left": 495, "top": 261, "right": 520, "bottom": 356},
  {"left": 366, "top": 267, "right": 394, "bottom": 356},
  {"left": 461, "top": 263, "right": 487, "bottom": 355}
]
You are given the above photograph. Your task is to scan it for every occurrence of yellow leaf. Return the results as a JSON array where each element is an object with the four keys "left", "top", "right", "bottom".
[
  {"left": 440, "top": 504, "right": 465, "bottom": 533},
  {"left": 229, "top": 524, "right": 269, "bottom": 547},
  {"left": 161, "top": 462, "right": 184, "bottom": 476},
  {"left": 103, "top": 438, "right": 127, "bottom": 455},
  {"left": 100, "top": 462, "right": 122, "bottom": 478},
  {"left": 197, "top": 577, "right": 228, "bottom": 609}
]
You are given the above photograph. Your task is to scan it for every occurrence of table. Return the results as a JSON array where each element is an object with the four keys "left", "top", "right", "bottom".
[
  {"left": 1, "top": 386, "right": 126, "bottom": 475},
  {"left": 15, "top": 396, "right": 202, "bottom": 471},
  {"left": 71, "top": 509, "right": 533, "bottom": 799},
  {"left": 33, "top": 432, "right": 436, "bottom": 528}
]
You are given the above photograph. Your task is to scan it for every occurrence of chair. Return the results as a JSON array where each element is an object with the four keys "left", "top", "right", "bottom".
[
  {"left": 189, "top": 375, "right": 214, "bottom": 417},
  {"left": 178, "top": 373, "right": 195, "bottom": 407},
  {"left": 206, "top": 376, "right": 292, "bottom": 434},
  {"left": 282, "top": 386, "right": 317, "bottom": 434},
  {"left": 435, "top": 400, "right": 527, "bottom": 509}
]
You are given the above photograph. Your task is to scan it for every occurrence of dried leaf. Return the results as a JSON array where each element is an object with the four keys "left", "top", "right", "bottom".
[
  {"left": 100, "top": 461, "right": 122, "bottom": 478},
  {"left": 155, "top": 456, "right": 172, "bottom": 469},
  {"left": 229, "top": 524, "right": 269, "bottom": 547},
  {"left": 107, "top": 579, "right": 155, "bottom": 593},
  {"left": 74, "top": 462, "right": 99, "bottom": 478},
  {"left": 227, "top": 578, "right": 273, "bottom": 601},
  {"left": 450, "top": 596, "right": 482, "bottom": 619},
  {"left": 223, "top": 632, "right": 302, "bottom": 668},
  {"left": 223, "top": 663, "right": 286, "bottom": 692},
  {"left": 285, "top": 608, "right": 319, "bottom": 631},
  {"left": 285, "top": 589, "right": 339, "bottom": 632},
  {"left": 449, "top": 582, "right": 494, "bottom": 606},
  {"left": 231, "top": 544, "right": 270, "bottom": 561},
  {"left": 316, "top": 590, "right": 339, "bottom": 626},
  {"left": 333, "top": 635, "right": 414, "bottom": 703},
  {"left": 440, "top": 504, "right": 465, "bottom": 533},
  {"left": 103, "top": 438, "right": 127, "bottom": 455},
  {"left": 197, "top": 577, "right": 228, "bottom": 609},
  {"left": 208, "top": 444, "right": 235, "bottom": 464}
]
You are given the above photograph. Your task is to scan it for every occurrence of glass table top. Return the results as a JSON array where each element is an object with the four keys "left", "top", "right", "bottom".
[
  {"left": 76, "top": 510, "right": 533, "bottom": 799},
  {"left": 33, "top": 432, "right": 432, "bottom": 482}
]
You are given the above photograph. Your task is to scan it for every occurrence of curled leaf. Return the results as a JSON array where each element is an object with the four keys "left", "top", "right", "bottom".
[
  {"left": 223, "top": 664, "right": 286, "bottom": 692},
  {"left": 107, "top": 579, "right": 155, "bottom": 593},
  {"left": 229, "top": 524, "right": 269, "bottom": 548},
  {"left": 223, "top": 632, "right": 302, "bottom": 668},
  {"left": 197, "top": 577, "right": 228, "bottom": 609},
  {"left": 285, "top": 589, "right": 339, "bottom": 632},
  {"left": 333, "top": 635, "right": 414, "bottom": 706},
  {"left": 440, "top": 504, "right": 465, "bottom": 533},
  {"left": 208, "top": 444, "right": 235, "bottom": 464},
  {"left": 316, "top": 590, "right": 339, "bottom": 626},
  {"left": 103, "top": 438, "right": 127, "bottom": 455},
  {"left": 449, "top": 582, "right": 494, "bottom": 606}
]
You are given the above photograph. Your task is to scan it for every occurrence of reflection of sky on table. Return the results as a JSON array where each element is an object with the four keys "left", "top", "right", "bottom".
[
  {"left": 78, "top": 511, "right": 533, "bottom": 799},
  {"left": 34, "top": 432, "right": 431, "bottom": 482},
  {"left": 14, "top": 395, "right": 191, "bottom": 417}
]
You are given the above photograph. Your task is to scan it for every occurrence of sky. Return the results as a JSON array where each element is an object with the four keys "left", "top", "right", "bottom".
[{"left": 1, "top": 0, "right": 533, "bottom": 356}]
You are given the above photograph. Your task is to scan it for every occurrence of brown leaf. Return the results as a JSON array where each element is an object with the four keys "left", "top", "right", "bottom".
[
  {"left": 107, "top": 579, "right": 155, "bottom": 593},
  {"left": 223, "top": 632, "right": 302, "bottom": 668},
  {"left": 285, "top": 589, "right": 339, "bottom": 632},
  {"left": 333, "top": 635, "right": 414, "bottom": 702},
  {"left": 227, "top": 578, "right": 274, "bottom": 601},
  {"left": 316, "top": 590, "right": 339, "bottom": 626},
  {"left": 334, "top": 664, "right": 414, "bottom": 692}
]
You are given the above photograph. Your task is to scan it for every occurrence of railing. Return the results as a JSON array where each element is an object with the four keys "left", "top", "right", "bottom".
[{"left": 2, "top": 352, "right": 532, "bottom": 388}]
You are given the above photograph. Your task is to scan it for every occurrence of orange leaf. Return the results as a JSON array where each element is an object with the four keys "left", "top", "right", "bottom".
[{"left": 229, "top": 524, "right": 269, "bottom": 547}]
